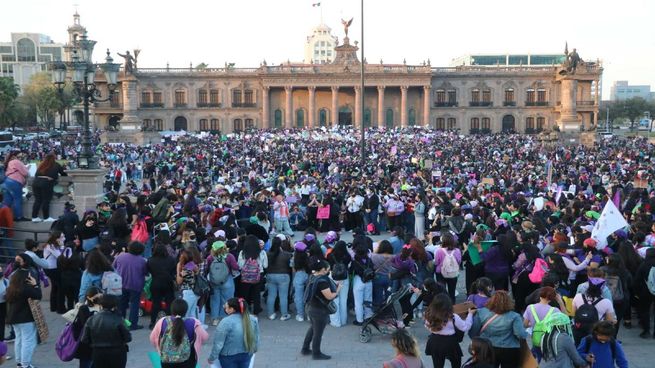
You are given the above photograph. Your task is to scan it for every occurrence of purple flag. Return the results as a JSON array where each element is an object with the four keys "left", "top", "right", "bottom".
[{"left": 613, "top": 190, "right": 621, "bottom": 211}]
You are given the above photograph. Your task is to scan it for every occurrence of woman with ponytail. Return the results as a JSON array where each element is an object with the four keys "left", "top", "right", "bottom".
[{"left": 208, "top": 297, "right": 260, "bottom": 368}]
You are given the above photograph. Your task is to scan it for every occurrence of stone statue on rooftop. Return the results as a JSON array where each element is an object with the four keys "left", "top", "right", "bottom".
[{"left": 341, "top": 18, "right": 353, "bottom": 38}]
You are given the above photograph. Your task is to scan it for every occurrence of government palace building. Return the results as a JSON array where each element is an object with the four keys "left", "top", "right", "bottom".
[{"left": 64, "top": 15, "right": 602, "bottom": 136}]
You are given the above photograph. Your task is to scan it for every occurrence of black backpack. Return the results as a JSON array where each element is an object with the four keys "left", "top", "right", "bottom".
[{"left": 573, "top": 295, "right": 600, "bottom": 340}]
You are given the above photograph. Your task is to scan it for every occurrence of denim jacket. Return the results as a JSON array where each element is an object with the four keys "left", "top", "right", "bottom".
[
  {"left": 78, "top": 271, "right": 102, "bottom": 302},
  {"left": 469, "top": 307, "right": 527, "bottom": 348},
  {"left": 208, "top": 313, "right": 259, "bottom": 360}
]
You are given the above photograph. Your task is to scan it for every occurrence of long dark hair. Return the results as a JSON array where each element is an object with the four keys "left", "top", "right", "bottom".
[
  {"left": 5, "top": 269, "right": 30, "bottom": 303},
  {"left": 469, "top": 337, "right": 495, "bottom": 364},
  {"left": 242, "top": 235, "right": 261, "bottom": 260},
  {"left": 85, "top": 249, "right": 113, "bottom": 275},
  {"left": 168, "top": 299, "right": 189, "bottom": 346},
  {"left": 36, "top": 153, "right": 56, "bottom": 175},
  {"left": 226, "top": 298, "right": 256, "bottom": 353},
  {"left": 617, "top": 241, "right": 641, "bottom": 274},
  {"left": 3, "top": 151, "right": 19, "bottom": 168},
  {"left": 424, "top": 293, "right": 453, "bottom": 332},
  {"left": 269, "top": 237, "right": 282, "bottom": 262}
]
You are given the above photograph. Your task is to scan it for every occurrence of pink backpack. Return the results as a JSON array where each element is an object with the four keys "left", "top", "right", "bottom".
[
  {"left": 130, "top": 217, "right": 150, "bottom": 244},
  {"left": 529, "top": 258, "right": 549, "bottom": 284}
]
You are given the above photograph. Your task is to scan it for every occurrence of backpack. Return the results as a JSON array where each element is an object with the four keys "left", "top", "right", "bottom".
[
  {"left": 573, "top": 295, "right": 600, "bottom": 338},
  {"left": 101, "top": 271, "right": 123, "bottom": 296},
  {"left": 193, "top": 273, "right": 211, "bottom": 297},
  {"left": 240, "top": 258, "right": 261, "bottom": 284},
  {"left": 159, "top": 317, "right": 195, "bottom": 364},
  {"left": 55, "top": 322, "right": 80, "bottom": 362},
  {"left": 582, "top": 335, "right": 617, "bottom": 363},
  {"left": 605, "top": 274, "right": 625, "bottom": 302},
  {"left": 440, "top": 248, "right": 460, "bottom": 279},
  {"left": 528, "top": 258, "right": 549, "bottom": 284},
  {"left": 331, "top": 262, "right": 348, "bottom": 281},
  {"left": 130, "top": 217, "right": 150, "bottom": 244},
  {"left": 209, "top": 258, "right": 230, "bottom": 285},
  {"left": 647, "top": 267, "right": 655, "bottom": 295},
  {"left": 531, "top": 305, "right": 556, "bottom": 348}
]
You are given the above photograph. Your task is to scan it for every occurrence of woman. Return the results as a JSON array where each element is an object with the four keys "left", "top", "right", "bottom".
[
  {"left": 383, "top": 329, "right": 425, "bottom": 368},
  {"left": 424, "top": 293, "right": 475, "bottom": 368},
  {"left": 107, "top": 208, "right": 131, "bottom": 247},
  {"left": 73, "top": 287, "right": 103, "bottom": 368},
  {"left": 43, "top": 230, "right": 64, "bottom": 313},
  {"left": 292, "top": 241, "right": 310, "bottom": 322},
  {"left": 601, "top": 253, "right": 631, "bottom": 336},
  {"left": 265, "top": 236, "right": 292, "bottom": 321},
  {"left": 434, "top": 232, "right": 461, "bottom": 303},
  {"left": 80, "top": 295, "right": 132, "bottom": 368},
  {"left": 237, "top": 235, "right": 267, "bottom": 315},
  {"left": 79, "top": 250, "right": 113, "bottom": 302},
  {"left": 523, "top": 286, "right": 564, "bottom": 359},
  {"left": 617, "top": 240, "right": 641, "bottom": 329},
  {"left": 571, "top": 277, "right": 616, "bottom": 344},
  {"left": 511, "top": 234, "right": 542, "bottom": 312},
  {"left": 57, "top": 246, "right": 83, "bottom": 312},
  {"left": 208, "top": 298, "right": 259, "bottom": 368},
  {"left": 327, "top": 240, "right": 352, "bottom": 327},
  {"left": 207, "top": 241, "right": 239, "bottom": 326},
  {"left": 413, "top": 194, "right": 426, "bottom": 239},
  {"left": 77, "top": 211, "right": 101, "bottom": 252},
  {"left": 306, "top": 193, "right": 320, "bottom": 230},
  {"left": 371, "top": 240, "right": 395, "bottom": 310},
  {"left": 147, "top": 244, "right": 177, "bottom": 329},
  {"left": 177, "top": 248, "right": 201, "bottom": 319},
  {"left": 301, "top": 260, "right": 342, "bottom": 360},
  {"left": 462, "top": 337, "right": 495, "bottom": 368},
  {"left": 59, "top": 202, "right": 80, "bottom": 242},
  {"left": 150, "top": 299, "right": 209, "bottom": 368},
  {"left": 634, "top": 247, "right": 655, "bottom": 338},
  {"left": 351, "top": 243, "right": 374, "bottom": 326},
  {"left": 469, "top": 290, "right": 528, "bottom": 368},
  {"left": 31, "top": 153, "right": 66, "bottom": 222},
  {"left": 6, "top": 263, "right": 41, "bottom": 368},
  {"left": 3, "top": 151, "right": 29, "bottom": 221},
  {"left": 480, "top": 232, "right": 516, "bottom": 291},
  {"left": 539, "top": 313, "right": 591, "bottom": 368}
]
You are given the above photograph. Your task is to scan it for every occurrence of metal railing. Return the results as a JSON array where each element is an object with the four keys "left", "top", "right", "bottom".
[
  {"left": 503, "top": 101, "right": 516, "bottom": 107},
  {"left": 469, "top": 101, "right": 493, "bottom": 107},
  {"left": 434, "top": 102, "right": 458, "bottom": 107},
  {"left": 197, "top": 103, "right": 222, "bottom": 108},
  {"left": 525, "top": 101, "right": 549, "bottom": 106},
  {"left": 0, "top": 227, "right": 52, "bottom": 265},
  {"left": 231, "top": 102, "right": 256, "bottom": 108},
  {"left": 140, "top": 103, "right": 165, "bottom": 108}
]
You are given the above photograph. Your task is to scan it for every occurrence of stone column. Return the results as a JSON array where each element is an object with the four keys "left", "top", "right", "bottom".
[
  {"left": 67, "top": 169, "right": 107, "bottom": 214},
  {"left": 377, "top": 86, "right": 385, "bottom": 128},
  {"left": 423, "top": 86, "right": 431, "bottom": 127},
  {"left": 331, "top": 86, "right": 339, "bottom": 126},
  {"left": 355, "top": 86, "right": 362, "bottom": 127},
  {"left": 400, "top": 86, "right": 408, "bottom": 128},
  {"left": 285, "top": 86, "right": 293, "bottom": 128},
  {"left": 262, "top": 87, "right": 270, "bottom": 128},
  {"left": 120, "top": 76, "right": 140, "bottom": 128},
  {"left": 559, "top": 78, "right": 579, "bottom": 131},
  {"left": 308, "top": 87, "right": 316, "bottom": 128},
  {"left": 593, "top": 79, "right": 599, "bottom": 127}
]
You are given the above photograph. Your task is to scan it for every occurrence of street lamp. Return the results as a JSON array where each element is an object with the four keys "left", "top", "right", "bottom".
[{"left": 51, "top": 33, "right": 120, "bottom": 169}]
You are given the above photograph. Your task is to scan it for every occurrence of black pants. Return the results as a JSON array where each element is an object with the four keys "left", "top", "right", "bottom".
[
  {"left": 493, "top": 347, "right": 521, "bottom": 368},
  {"left": 32, "top": 177, "right": 55, "bottom": 219},
  {"left": 0, "top": 302, "right": 6, "bottom": 341},
  {"left": 91, "top": 346, "right": 128, "bottom": 368},
  {"left": 638, "top": 289, "right": 655, "bottom": 333},
  {"left": 303, "top": 306, "right": 329, "bottom": 355},
  {"left": 425, "top": 333, "right": 462, "bottom": 368},
  {"left": 487, "top": 271, "right": 510, "bottom": 292},
  {"left": 239, "top": 282, "right": 262, "bottom": 314},
  {"left": 436, "top": 274, "right": 458, "bottom": 304},
  {"left": 150, "top": 284, "right": 174, "bottom": 326},
  {"left": 44, "top": 268, "right": 63, "bottom": 313},
  {"left": 60, "top": 281, "right": 79, "bottom": 312}
]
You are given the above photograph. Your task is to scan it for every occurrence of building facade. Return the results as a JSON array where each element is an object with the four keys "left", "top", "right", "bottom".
[
  {"left": 610, "top": 80, "right": 653, "bottom": 101},
  {"left": 0, "top": 32, "right": 64, "bottom": 91}
]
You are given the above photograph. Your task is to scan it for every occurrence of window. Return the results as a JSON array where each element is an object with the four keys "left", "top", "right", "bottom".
[
  {"left": 210, "top": 119, "right": 219, "bottom": 130},
  {"left": 537, "top": 117, "right": 545, "bottom": 131},
  {"left": 110, "top": 93, "right": 120, "bottom": 107},
  {"left": 198, "top": 90, "right": 208, "bottom": 105},
  {"left": 481, "top": 117, "right": 490, "bottom": 130},
  {"left": 447, "top": 118, "right": 456, "bottom": 130},
  {"left": 274, "top": 109, "right": 282, "bottom": 128},
  {"left": 154, "top": 119, "right": 163, "bottom": 131},
  {"left": 244, "top": 90, "right": 254, "bottom": 105},
  {"left": 504, "top": 88, "right": 515, "bottom": 106},
  {"left": 16, "top": 38, "right": 36, "bottom": 62},
  {"left": 233, "top": 119, "right": 243, "bottom": 132},
  {"left": 436, "top": 118, "right": 445, "bottom": 130},
  {"left": 447, "top": 90, "right": 457, "bottom": 105},
  {"left": 319, "top": 109, "right": 328, "bottom": 127},
  {"left": 142, "top": 119, "right": 151, "bottom": 130},
  {"left": 482, "top": 89, "right": 491, "bottom": 103},
  {"left": 471, "top": 117, "right": 480, "bottom": 130},
  {"left": 526, "top": 117, "right": 535, "bottom": 130},
  {"left": 408, "top": 108, "right": 416, "bottom": 126},
  {"left": 537, "top": 88, "right": 547, "bottom": 103},
  {"left": 296, "top": 109, "right": 305, "bottom": 128},
  {"left": 435, "top": 89, "right": 446, "bottom": 104},
  {"left": 153, "top": 92, "right": 163, "bottom": 104},
  {"left": 232, "top": 90, "right": 242, "bottom": 104},
  {"left": 526, "top": 88, "right": 535, "bottom": 104},
  {"left": 210, "top": 90, "right": 219, "bottom": 105},
  {"left": 245, "top": 118, "right": 254, "bottom": 129},
  {"left": 141, "top": 92, "right": 152, "bottom": 104},
  {"left": 199, "top": 119, "right": 209, "bottom": 130},
  {"left": 174, "top": 90, "right": 186, "bottom": 106},
  {"left": 471, "top": 89, "right": 480, "bottom": 103}
]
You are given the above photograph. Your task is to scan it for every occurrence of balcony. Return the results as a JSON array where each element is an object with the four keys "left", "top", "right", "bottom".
[
  {"left": 232, "top": 102, "right": 256, "bottom": 108},
  {"left": 577, "top": 101, "right": 596, "bottom": 106},
  {"left": 197, "top": 103, "right": 222, "bottom": 108},
  {"left": 525, "top": 101, "right": 548, "bottom": 107},
  {"left": 140, "top": 103, "right": 164, "bottom": 108},
  {"left": 434, "top": 101, "right": 458, "bottom": 107},
  {"left": 503, "top": 101, "right": 516, "bottom": 107},
  {"left": 174, "top": 103, "right": 188, "bottom": 108},
  {"left": 469, "top": 101, "right": 493, "bottom": 107}
]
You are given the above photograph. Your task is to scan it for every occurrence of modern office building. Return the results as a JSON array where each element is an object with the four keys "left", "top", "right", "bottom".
[
  {"left": 450, "top": 54, "right": 566, "bottom": 67},
  {"left": 610, "top": 81, "right": 653, "bottom": 101},
  {"left": 0, "top": 32, "right": 64, "bottom": 91}
]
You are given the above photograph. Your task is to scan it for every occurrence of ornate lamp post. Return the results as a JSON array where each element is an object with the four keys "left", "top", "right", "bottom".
[{"left": 51, "top": 33, "right": 120, "bottom": 169}]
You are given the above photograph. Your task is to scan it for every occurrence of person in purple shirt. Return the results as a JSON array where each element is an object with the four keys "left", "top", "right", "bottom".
[
  {"left": 434, "top": 233, "right": 462, "bottom": 303},
  {"left": 113, "top": 242, "right": 148, "bottom": 330},
  {"left": 480, "top": 232, "right": 516, "bottom": 291},
  {"left": 467, "top": 277, "right": 493, "bottom": 309}
]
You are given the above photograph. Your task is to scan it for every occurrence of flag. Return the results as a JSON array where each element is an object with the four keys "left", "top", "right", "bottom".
[
  {"left": 612, "top": 189, "right": 621, "bottom": 211},
  {"left": 312, "top": 2, "right": 321, "bottom": 6},
  {"left": 545, "top": 160, "right": 553, "bottom": 187},
  {"left": 591, "top": 200, "right": 629, "bottom": 250}
]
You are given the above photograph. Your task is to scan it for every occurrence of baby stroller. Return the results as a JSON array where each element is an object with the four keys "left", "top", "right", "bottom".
[{"left": 359, "top": 285, "right": 411, "bottom": 343}]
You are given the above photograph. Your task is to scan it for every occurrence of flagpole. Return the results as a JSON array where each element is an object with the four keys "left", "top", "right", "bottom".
[{"left": 360, "top": 0, "right": 365, "bottom": 166}]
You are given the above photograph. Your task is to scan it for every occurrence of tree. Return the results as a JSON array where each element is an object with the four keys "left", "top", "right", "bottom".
[
  {"left": 22, "top": 72, "right": 64, "bottom": 128},
  {"left": 195, "top": 62, "right": 208, "bottom": 70},
  {"left": 0, "top": 77, "right": 20, "bottom": 128},
  {"left": 601, "top": 97, "right": 655, "bottom": 128}
]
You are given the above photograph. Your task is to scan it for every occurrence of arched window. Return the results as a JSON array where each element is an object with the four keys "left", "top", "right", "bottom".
[
  {"left": 435, "top": 118, "right": 445, "bottom": 130},
  {"left": 481, "top": 118, "right": 491, "bottom": 130},
  {"left": 210, "top": 119, "right": 219, "bottom": 131},
  {"left": 408, "top": 108, "right": 416, "bottom": 126},
  {"left": 232, "top": 90, "right": 242, "bottom": 105},
  {"left": 296, "top": 109, "right": 305, "bottom": 128},
  {"left": 435, "top": 89, "right": 446, "bottom": 106},
  {"left": 536, "top": 117, "right": 545, "bottom": 131},
  {"left": 198, "top": 90, "right": 208, "bottom": 105},
  {"left": 526, "top": 117, "right": 535, "bottom": 131},
  {"left": 482, "top": 89, "right": 491, "bottom": 105},
  {"left": 199, "top": 119, "right": 208, "bottom": 131},
  {"left": 504, "top": 88, "right": 515, "bottom": 106},
  {"left": 16, "top": 38, "right": 36, "bottom": 62},
  {"left": 537, "top": 88, "right": 547, "bottom": 105},
  {"left": 319, "top": 109, "right": 328, "bottom": 126},
  {"left": 363, "top": 108, "right": 371, "bottom": 128},
  {"left": 233, "top": 119, "right": 243, "bottom": 132},
  {"left": 174, "top": 90, "right": 186, "bottom": 106},
  {"left": 245, "top": 118, "right": 255, "bottom": 129},
  {"left": 210, "top": 90, "right": 220, "bottom": 106},
  {"left": 274, "top": 109, "right": 282, "bottom": 128},
  {"left": 471, "top": 117, "right": 480, "bottom": 130},
  {"left": 471, "top": 89, "right": 481, "bottom": 104},
  {"left": 244, "top": 90, "right": 254, "bottom": 106},
  {"left": 154, "top": 119, "right": 163, "bottom": 131},
  {"left": 526, "top": 88, "right": 536, "bottom": 105},
  {"left": 385, "top": 108, "right": 394, "bottom": 128},
  {"left": 447, "top": 118, "right": 456, "bottom": 130},
  {"left": 142, "top": 119, "right": 151, "bottom": 130}
]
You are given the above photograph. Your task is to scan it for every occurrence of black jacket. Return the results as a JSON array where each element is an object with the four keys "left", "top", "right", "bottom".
[
  {"left": 6, "top": 274, "right": 42, "bottom": 325},
  {"left": 633, "top": 257, "right": 655, "bottom": 294},
  {"left": 81, "top": 309, "right": 132, "bottom": 348},
  {"left": 147, "top": 256, "right": 176, "bottom": 291}
]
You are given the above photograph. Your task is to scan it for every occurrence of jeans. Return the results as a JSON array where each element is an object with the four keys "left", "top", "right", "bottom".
[
  {"left": 211, "top": 277, "right": 235, "bottom": 319},
  {"left": 182, "top": 289, "right": 199, "bottom": 319},
  {"left": 303, "top": 306, "right": 329, "bottom": 355},
  {"left": 266, "top": 273, "right": 290, "bottom": 316},
  {"left": 293, "top": 271, "right": 308, "bottom": 318},
  {"left": 218, "top": 352, "right": 252, "bottom": 368},
  {"left": 3, "top": 178, "right": 23, "bottom": 219},
  {"left": 274, "top": 218, "right": 294, "bottom": 236},
  {"left": 13, "top": 321, "right": 37, "bottom": 366},
  {"left": 329, "top": 278, "right": 350, "bottom": 327},
  {"left": 31, "top": 177, "right": 55, "bottom": 219},
  {"left": 353, "top": 275, "right": 373, "bottom": 323},
  {"left": 119, "top": 288, "right": 142, "bottom": 327},
  {"left": 372, "top": 274, "right": 390, "bottom": 310}
]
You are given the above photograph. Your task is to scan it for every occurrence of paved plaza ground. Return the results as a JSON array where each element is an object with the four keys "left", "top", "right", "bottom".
[{"left": 15, "top": 231, "right": 655, "bottom": 367}]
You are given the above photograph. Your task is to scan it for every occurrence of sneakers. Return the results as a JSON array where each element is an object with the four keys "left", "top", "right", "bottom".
[
  {"left": 313, "top": 353, "right": 331, "bottom": 360},
  {"left": 268, "top": 313, "right": 277, "bottom": 320},
  {"left": 280, "top": 314, "right": 291, "bottom": 321},
  {"left": 211, "top": 318, "right": 220, "bottom": 327},
  {"left": 300, "top": 348, "right": 312, "bottom": 356},
  {"left": 295, "top": 315, "right": 304, "bottom": 322},
  {"left": 43, "top": 217, "right": 56, "bottom": 222},
  {"left": 31, "top": 217, "right": 43, "bottom": 223}
]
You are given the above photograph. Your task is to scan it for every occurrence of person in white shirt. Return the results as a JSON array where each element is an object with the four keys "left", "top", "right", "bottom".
[
  {"left": 42, "top": 231, "right": 65, "bottom": 313},
  {"left": 345, "top": 190, "right": 364, "bottom": 232}
]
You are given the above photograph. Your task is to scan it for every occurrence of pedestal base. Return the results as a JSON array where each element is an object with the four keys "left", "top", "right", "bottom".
[
  {"left": 67, "top": 169, "right": 106, "bottom": 211},
  {"left": 558, "top": 131, "right": 596, "bottom": 147},
  {"left": 100, "top": 131, "right": 161, "bottom": 145}
]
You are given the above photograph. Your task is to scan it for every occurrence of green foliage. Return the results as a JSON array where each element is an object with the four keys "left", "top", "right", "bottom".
[
  {"left": 601, "top": 97, "right": 655, "bottom": 127},
  {"left": 21, "top": 72, "right": 66, "bottom": 128},
  {"left": 0, "top": 77, "right": 20, "bottom": 128}
]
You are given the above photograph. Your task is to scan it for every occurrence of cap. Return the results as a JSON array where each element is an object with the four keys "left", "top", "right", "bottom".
[
  {"left": 583, "top": 238, "right": 597, "bottom": 248},
  {"left": 211, "top": 241, "right": 226, "bottom": 251},
  {"left": 294, "top": 241, "right": 307, "bottom": 252},
  {"left": 214, "top": 230, "right": 226, "bottom": 238},
  {"left": 581, "top": 225, "right": 594, "bottom": 233}
]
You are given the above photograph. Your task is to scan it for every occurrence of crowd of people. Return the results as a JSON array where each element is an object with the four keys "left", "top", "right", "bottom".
[{"left": 0, "top": 127, "right": 653, "bottom": 367}]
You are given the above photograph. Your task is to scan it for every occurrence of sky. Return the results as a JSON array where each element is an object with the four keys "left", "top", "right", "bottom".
[{"left": 2, "top": 0, "right": 654, "bottom": 100}]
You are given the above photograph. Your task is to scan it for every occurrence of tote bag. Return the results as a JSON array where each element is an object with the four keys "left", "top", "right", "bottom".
[
  {"left": 317, "top": 205, "right": 331, "bottom": 220},
  {"left": 28, "top": 298, "right": 49, "bottom": 342}
]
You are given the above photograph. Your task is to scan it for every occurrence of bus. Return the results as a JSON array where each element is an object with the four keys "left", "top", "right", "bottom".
[{"left": 0, "top": 131, "right": 15, "bottom": 147}]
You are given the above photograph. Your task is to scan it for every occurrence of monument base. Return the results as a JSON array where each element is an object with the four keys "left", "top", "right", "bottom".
[
  {"left": 67, "top": 169, "right": 106, "bottom": 212},
  {"left": 100, "top": 130, "right": 161, "bottom": 145}
]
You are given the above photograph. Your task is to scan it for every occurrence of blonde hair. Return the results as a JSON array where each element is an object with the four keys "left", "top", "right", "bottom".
[{"left": 390, "top": 329, "right": 420, "bottom": 358}]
